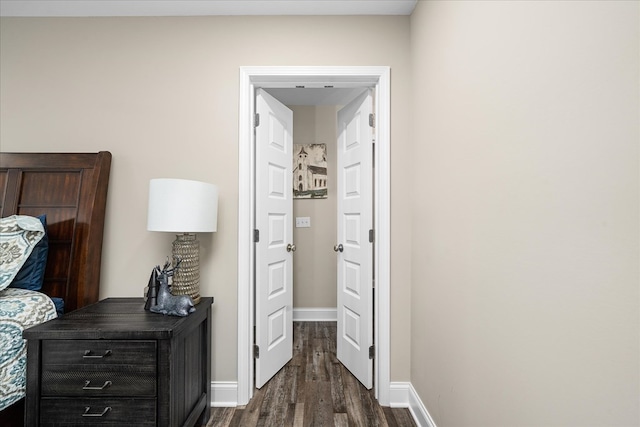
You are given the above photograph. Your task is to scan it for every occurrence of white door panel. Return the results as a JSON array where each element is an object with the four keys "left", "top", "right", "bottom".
[
  {"left": 336, "top": 90, "right": 374, "bottom": 389},
  {"left": 255, "top": 88, "right": 294, "bottom": 389}
]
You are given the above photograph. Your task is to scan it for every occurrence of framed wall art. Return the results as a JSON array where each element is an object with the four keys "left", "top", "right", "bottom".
[{"left": 293, "top": 143, "right": 327, "bottom": 199}]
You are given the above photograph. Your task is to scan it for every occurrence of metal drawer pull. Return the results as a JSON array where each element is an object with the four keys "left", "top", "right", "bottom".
[
  {"left": 82, "top": 406, "right": 112, "bottom": 417},
  {"left": 83, "top": 349, "right": 112, "bottom": 359},
  {"left": 83, "top": 380, "right": 112, "bottom": 390}
]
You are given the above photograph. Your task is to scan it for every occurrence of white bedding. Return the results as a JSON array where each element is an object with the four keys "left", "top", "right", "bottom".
[{"left": 0, "top": 288, "right": 57, "bottom": 411}]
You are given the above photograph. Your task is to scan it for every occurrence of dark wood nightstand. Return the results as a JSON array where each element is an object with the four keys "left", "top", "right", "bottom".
[{"left": 22, "top": 297, "right": 213, "bottom": 427}]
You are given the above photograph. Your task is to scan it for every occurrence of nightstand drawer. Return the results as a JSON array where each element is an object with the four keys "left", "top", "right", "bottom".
[
  {"left": 42, "top": 340, "right": 156, "bottom": 365},
  {"left": 41, "top": 364, "right": 156, "bottom": 396},
  {"left": 40, "top": 397, "right": 156, "bottom": 426}
]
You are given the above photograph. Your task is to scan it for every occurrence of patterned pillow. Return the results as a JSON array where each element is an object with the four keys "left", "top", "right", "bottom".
[
  {"left": 10, "top": 215, "right": 49, "bottom": 291},
  {"left": 0, "top": 215, "right": 45, "bottom": 291}
]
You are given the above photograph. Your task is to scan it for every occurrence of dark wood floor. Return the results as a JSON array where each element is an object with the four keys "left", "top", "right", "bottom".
[{"left": 207, "top": 322, "right": 416, "bottom": 427}]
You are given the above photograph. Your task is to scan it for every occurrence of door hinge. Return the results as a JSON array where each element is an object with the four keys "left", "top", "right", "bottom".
[
  {"left": 254, "top": 344, "right": 260, "bottom": 359},
  {"left": 369, "top": 229, "right": 374, "bottom": 243},
  {"left": 255, "top": 113, "right": 260, "bottom": 127},
  {"left": 254, "top": 229, "right": 260, "bottom": 243},
  {"left": 369, "top": 345, "right": 375, "bottom": 359},
  {"left": 369, "top": 113, "right": 375, "bottom": 128}
]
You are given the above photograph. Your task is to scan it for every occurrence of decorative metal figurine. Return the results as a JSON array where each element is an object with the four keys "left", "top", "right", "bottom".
[
  {"left": 144, "top": 267, "right": 159, "bottom": 311},
  {"left": 144, "top": 259, "right": 195, "bottom": 317}
]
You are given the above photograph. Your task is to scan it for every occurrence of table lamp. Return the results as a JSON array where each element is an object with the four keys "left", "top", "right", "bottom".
[{"left": 147, "top": 178, "right": 218, "bottom": 304}]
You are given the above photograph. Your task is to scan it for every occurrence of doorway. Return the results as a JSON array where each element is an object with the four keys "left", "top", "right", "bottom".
[{"left": 238, "top": 66, "right": 391, "bottom": 406}]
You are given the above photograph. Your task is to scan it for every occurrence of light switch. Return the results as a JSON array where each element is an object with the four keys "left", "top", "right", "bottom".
[{"left": 296, "top": 217, "right": 311, "bottom": 228}]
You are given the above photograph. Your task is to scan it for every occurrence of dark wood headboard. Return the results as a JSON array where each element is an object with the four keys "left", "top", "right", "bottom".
[{"left": 0, "top": 152, "right": 111, "bottom": 313}]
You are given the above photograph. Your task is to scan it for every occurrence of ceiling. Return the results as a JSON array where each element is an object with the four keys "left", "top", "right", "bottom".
[
  {"left": 265, "top": 87, "right": 367, "bottom": 106},
  {"left": 0, "top": 0, "right": 418, "bottom": 17}
]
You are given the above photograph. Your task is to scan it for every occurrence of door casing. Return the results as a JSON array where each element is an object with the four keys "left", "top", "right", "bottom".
[{"left": 237, "top": 66, "right": 391, "bottom": 406}]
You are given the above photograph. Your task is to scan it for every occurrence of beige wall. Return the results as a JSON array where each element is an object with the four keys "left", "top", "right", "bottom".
[
  {"left": 410, "top": 1, "right": 639, "bottom": 426},
  {"left": 0, "top": 15, "right": 413, "bottom": 383},
  {"left": 289, "top": 105, "right": 338, "bottom": 309}
]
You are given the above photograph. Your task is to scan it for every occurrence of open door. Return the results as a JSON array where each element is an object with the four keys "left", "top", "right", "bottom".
[
  {"left": 336, "top": 90, "right": 374, "bottom": 389},
  {"left": 255, "top": 88, "right": 294, "bottom": 388}
]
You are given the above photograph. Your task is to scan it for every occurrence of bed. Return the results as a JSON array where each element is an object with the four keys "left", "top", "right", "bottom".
[{"left": 0, "top": 152, "right": 112, "bottom": 427}]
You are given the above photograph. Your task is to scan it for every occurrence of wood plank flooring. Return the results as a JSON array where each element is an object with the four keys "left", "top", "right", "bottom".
[{"left": 207, "top": 322, "right": 416, "bottom": 427}]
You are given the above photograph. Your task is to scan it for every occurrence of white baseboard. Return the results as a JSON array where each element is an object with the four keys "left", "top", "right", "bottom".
[
  {"left": 212, "top": 380, "right": 435, "bottom": 427},
  {"left": 389, "top": 382, "right": 437, "bottom": 427},
  {"left": 389, "top": 381, "right": 411, "bottom": 407},
  {"left": 210, "top": 381, "right": 238, "bottom": 407},
  {"left": 293, "top": 307, "right": 337, "bottom": 322}
]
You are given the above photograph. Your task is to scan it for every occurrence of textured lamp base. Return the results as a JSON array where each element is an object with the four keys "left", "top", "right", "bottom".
[{"left": 171, "top": 233, "right": 201, "bottom": 304}]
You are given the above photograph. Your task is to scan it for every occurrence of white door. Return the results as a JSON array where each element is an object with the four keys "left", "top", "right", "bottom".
[
  {"left": 255, "top": 88, "right": 294, "bottom": 388},
  {"left": 336, "top": 90, "right": 374, "bottom": 389}
]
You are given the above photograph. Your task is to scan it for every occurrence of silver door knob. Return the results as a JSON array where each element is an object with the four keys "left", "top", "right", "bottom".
[
  {"left": 287, "top": 244, "right": 296, "bottom": 252},
  {"left": 333, "top": 244, "right": 343, "bottom": 253}
]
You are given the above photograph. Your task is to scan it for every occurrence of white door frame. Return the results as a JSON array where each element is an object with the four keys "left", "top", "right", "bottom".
[{"left": 237, "top": 66, "right": 391, "bottom": 406}]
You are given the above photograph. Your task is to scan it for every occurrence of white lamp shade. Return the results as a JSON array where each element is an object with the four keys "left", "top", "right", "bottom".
[{"left": 147, "top": 178, "right": 218, "bottom": 233}]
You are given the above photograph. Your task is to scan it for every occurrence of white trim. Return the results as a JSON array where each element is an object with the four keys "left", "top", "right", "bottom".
[
  {"left": 389, "top": 381, "right": 412, "bottom": 408},
  {"left": 238, "top": 66, "right": 391, "bottom": 406},
  {"left": 388, "top": 382, "right": 438, "bottom": 427},
  {"left": 237, "top": 68, "right": 255, "bottom": 406},
  {"left": 293, "top": 308, "right": 337, "bottom": 322},
  {"left": 374, "top": 66, "right": 391, "bottom": 406},
  {"left": 210, "top": 381, "right": 238, "bottom": 408}
]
